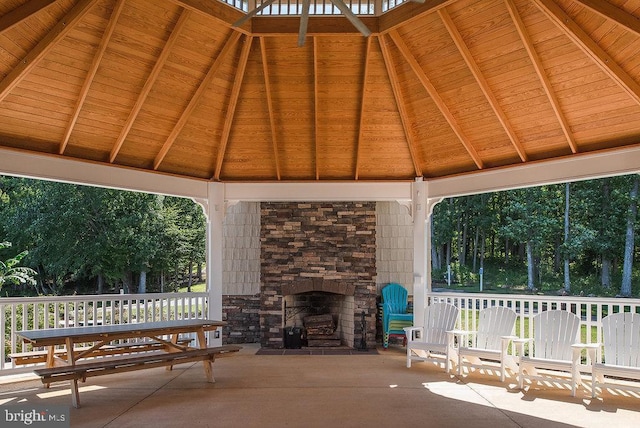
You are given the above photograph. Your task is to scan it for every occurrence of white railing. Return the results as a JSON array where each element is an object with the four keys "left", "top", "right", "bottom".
[
  {"left": 3, "top": 291, "right": 640, "bottom": 374},
  {"left": 429, "top": 292, "right": 640, "bottom": 347},
  {"left": 1, "top": 292, "right": 208, "bottom": 372}
]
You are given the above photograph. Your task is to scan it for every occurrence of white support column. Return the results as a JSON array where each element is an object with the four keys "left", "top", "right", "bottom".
[
  {"left": 412, "top": 178, "right": 428, "bottom": 326},
  {"left": 206, "top": 182, "right": 225, "bottom": 346},
  {"left": 426, "top": 196, "right": 443, "bottom": 297}
]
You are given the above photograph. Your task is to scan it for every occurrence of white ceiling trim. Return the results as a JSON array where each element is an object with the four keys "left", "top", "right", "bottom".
[
  {"left": 224, "top": 181, "right": 413, "bottom": 202},
  {"left": 1, "top": 145, "right": 639, "bottom": 203},
  {"left": 428, "top": 145, "right": 640, "bottom": 200},
  {"left": 0, "top": 147, "right": 209, "bottom": 199}
]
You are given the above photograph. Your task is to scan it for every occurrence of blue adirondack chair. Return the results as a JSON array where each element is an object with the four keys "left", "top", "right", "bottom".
[{"left": 381, "top": 283, "right": 413, "bottom": 348}]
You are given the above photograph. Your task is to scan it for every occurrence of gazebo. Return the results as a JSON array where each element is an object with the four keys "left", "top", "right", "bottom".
[{"left": 0, "top": 0, "right": 640, "bottom": 346}]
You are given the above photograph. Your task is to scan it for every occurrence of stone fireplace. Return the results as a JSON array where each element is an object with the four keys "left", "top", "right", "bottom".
[
  {"left": 283, "top": 278, "right": 356, "bottom": 347},
  {"left": 260, "top": 202, "right": 377, "bottom": 349}
]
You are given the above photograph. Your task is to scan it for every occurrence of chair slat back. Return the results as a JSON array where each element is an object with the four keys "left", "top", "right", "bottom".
[
  {"left": 423, "top": 302, "right": 459, "bottom": 345},
  {"left": 602, "top": 312, "right": 640, "bottom": 367},
  {"left": 475, "top": 306, "right": 517, "bottom": 350},
  {"left": 532, "top": 310, "right": 580, "bottom": 361},
  {"left": 382, "top": 283, "right": 408, "bottom": 314}
]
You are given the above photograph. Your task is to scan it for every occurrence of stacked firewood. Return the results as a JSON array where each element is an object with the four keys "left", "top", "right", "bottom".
[{"left": 304, "top": 314, "right": 341, "bottom": 347}]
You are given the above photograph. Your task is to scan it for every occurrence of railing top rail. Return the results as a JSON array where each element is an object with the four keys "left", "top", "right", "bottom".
[
  {"left": 0, "top": 292, "right": 209, "bottom": 305},
  {"left": 429, "top": 291, "right": 640, "bottom": 306}
]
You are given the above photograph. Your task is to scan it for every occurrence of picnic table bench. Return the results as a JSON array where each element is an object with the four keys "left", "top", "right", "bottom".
[
  {"left": 34, "top": 345, "right": 241, "bottom": 384},
  {"left": 10, "top": 337, "right": 194, "bottom": 366}
]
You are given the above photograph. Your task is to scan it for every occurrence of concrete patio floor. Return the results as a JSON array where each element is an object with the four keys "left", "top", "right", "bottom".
[{"left": 1, "top": 344, "right": 639, "bottom": 427}]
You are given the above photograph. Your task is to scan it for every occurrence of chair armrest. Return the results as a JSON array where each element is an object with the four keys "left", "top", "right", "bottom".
[
  {"left": 447, "top": 329, "right": 474, "bottom": 347},
  {"left": 583, "top": 343, "right": 601, "bottom": 364},
  {"left": 500, "top": 335, "right": 518, "bottom": 352},
  {"left": 571, "top": 343, "right": 589, "bottom": 364},
  {"left": 404, "top": 326, "right": 423, "bottom": 341},
  {"left": 512, "top": 337, "right": 531, "bottom": 357}
]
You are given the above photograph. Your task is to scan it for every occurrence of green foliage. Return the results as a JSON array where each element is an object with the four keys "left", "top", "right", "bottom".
[
  {"left": 433, "top": 175, "right": 640, "bottom": 297},
  {"left": 0, "top": 177, "right": 206, "bottom": 295},
  {"left": 0, "top": 241, "right": 37, "bottom": 290}
]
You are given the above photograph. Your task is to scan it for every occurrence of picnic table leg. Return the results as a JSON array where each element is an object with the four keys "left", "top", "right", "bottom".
[
  {"left": 44, "top": 346, "right": 56, "bottom": 389},
  {"left": 65, "top": 337, "right": 81, "bottom": 408},
  {"left": 165, "top": 334, "right": 179, "bottom": 371},
  {"left": 196, "top": 328, "right": 214, "bottom": 383}
]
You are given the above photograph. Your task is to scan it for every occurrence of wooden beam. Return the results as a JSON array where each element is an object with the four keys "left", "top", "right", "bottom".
[
  {"left": 313, "top": 36, "right": 320, "bottom": 180},
  {"left": 0, "top": 0, "right": 99, "bottom": 102},
  {"left": 329, "top": 0, "right": 372, "bottom": 37},
  {"left": 388, "top": 30, "right": 484, "bottom": 170},
  {"left": 505, "top": 0, "right": 577, "bottom": 154},
  {"left": 232, "top": 0, "right": 276, "bottom": 28},
  {"left": 60, "top": 0, "right": 126, "bottom": 155},
  {"left": 354, "top": 37, "right": 373, "bottom": 180},
  {"left": 154, "top": 31, "right": 242, "bottom": 170},
  {"left": 109, "top": 10, "right": 191, "bottom": 163},
  {"left": 378, "top": 35, "right": 423, "bottom": 177},
  {"left": 298, "top": 0, "right": 311, "bottom": 47},
  {"left": 251, "top": 16, "right": 379, "bottom": 35},
  {"left": 168, "top": 0, "right": 248, "bottom": 32},
  {"left": 573, "top": 0, "right": 640, "bottom": 38},
  {"left": 213, "top": 36, "right": 253, "bottom": 181},
  {"left": 0, "top": 0, "right": 57, "bottom": 35},
  {"left": 533, "top": 0, "right": 640, "bottom": 106},
  {"left": 438, "top": 8, "right": 528, "bottom": 162},
  {"left": 260, "top": 37, "right": 281, "bottom": 181},
  {"left": 378, "top": 0, "right": 457, "bottom": 33}
]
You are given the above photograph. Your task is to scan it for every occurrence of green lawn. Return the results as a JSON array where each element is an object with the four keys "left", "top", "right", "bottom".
[{"left": 178, "top": 282, "right": 206, "bottom": 293}]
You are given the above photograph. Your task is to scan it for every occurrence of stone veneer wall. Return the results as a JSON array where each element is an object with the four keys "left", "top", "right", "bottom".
[
  {"left": 260, "top": 202, "right": 378, "bottom": 348},
  {"left": 222, "top": 295, "right": 260, "bottom": 344}
]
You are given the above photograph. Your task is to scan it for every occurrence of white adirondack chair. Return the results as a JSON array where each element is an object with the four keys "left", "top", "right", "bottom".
[
  {"left": 589, "top": 312, "right": 640, "bottom": 398},
  {"left": 405, "top": 302, "right": 459, "bottom": 373},
  {"left": 452, "top": 306, "right": 518, "bottom": 382},
  {"left": 516, "top": 310, "right": 584, "bottom": 396}
]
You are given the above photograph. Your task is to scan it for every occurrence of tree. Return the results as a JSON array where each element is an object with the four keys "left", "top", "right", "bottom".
[
  {"left": 500, "top": 186, "right": 562, "bottom": 290},
  {"left": 621, "top": 175, "right": 639, "bottom": 297},
  {"left": 0, "top": 242, "right": 37, "bottom": 290},
  {"left": 563, "top": 183, "right": 571, "bottom": 293}
]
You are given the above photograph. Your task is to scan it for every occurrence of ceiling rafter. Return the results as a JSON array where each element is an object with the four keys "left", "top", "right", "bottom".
[
  {"left": 313, "top": 36, "right": 320, "bottom": 180},
  {"left": 60, "top": 0, "right": 126, "bottom": 155},
  {"left": 388, "top": 30, "right": 484, "bottom": 170},
  {"left": 354, "top": 37, "right": 373, "bottom": 181},
  {"left": 438, "top": 8, "right": 528, "bottom": 163},
  {"left": 505, "top": 0, "right": 577, "bottom": 154},
  {"left": 213, "top": 35, "right": 254, "bottom": 181},
  {"left": 572, "top": 0, "right": 640, "bottom": 38},
  {"left": 0, "top": 0, "right": 57, "bottom": 35},
  {"left": 0, "top": 0, "right": 99, "bottom": 102},
  {"left": 170, "top": 0, "right": 247, "bottom": 32},
  {"left": 533, "top": 0, "right": 640, "bottom": 106},
  {"left": 259, "top": 37, "right": 281, "bottom": 180},
  {"left": 109, "top": 9, "right": 191, "bottom": 163},
  {"left": 379, "top": 0, "right": 458, "bottom": 33},
  {"left": 299, "top": 0, "right": 311, "bottom": 47},
  {"left": 154, "top": 31, "right": 242, "bottom": 171},
  {"left": 378, "top": 34, "right": 423, "bottom": 178}
]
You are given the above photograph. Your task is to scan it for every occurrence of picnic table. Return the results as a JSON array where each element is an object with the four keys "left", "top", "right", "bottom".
[{"left": 15, "top": 319, "right": 240, "bottom": 408}]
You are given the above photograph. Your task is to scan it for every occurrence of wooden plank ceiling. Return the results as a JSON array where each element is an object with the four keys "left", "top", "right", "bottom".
[{"left": 0, "top": 0, "right": 639, "bottom": 182}]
